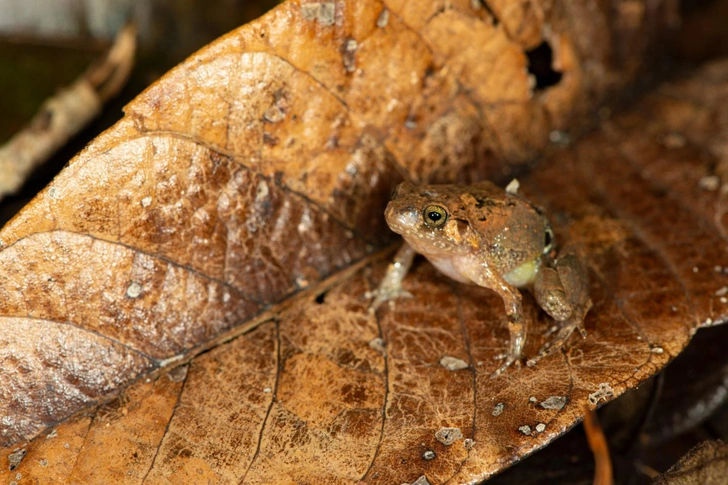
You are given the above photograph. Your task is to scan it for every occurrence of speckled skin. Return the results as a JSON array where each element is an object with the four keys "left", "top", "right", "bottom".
[{"left": 373, "top": 181, "right": 592, "bottom": 377}]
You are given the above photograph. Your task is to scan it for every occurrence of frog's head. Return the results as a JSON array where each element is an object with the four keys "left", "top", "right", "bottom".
[{"left": 384, "top": 182, "right": 476, "bottom": 255}]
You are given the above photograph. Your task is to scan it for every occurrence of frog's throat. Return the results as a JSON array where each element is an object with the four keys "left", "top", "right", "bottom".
[{"left": 504, "top": 258, "right": 540, "bottom": 288}]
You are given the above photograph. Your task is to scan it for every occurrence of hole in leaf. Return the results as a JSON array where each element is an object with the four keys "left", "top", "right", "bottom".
[
  {"left": 526, "top": 41, "right": 562, "bottom": 90},
  {"left": 315, "top": 291, "right": 327, "bottom": 304},
  {"left": 482, "top": 3, "right": 499, "bottom": 25}
]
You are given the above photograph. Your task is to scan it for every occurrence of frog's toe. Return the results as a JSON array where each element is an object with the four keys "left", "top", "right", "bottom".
[
  {"left": 529, "top": 319, "right": 586, "bottom": 366},
  {"left": 491, "top": 354, "right": 521, "bottom": 378},
  {"left": 367, "top": 287, "right": 413, "bottom": 313}
]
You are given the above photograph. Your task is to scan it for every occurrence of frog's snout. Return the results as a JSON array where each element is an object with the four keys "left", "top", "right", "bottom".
[{"left": 385, "top": 202, "right": 419, "bottom": 234}]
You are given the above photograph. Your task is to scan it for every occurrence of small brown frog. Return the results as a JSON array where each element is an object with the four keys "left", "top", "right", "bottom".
[{"left": 370, "top": 180, "right": 592, "bottom": 377}]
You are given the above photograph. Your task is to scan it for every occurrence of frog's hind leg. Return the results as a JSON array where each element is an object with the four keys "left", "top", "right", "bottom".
[{"left": 528, "top": 248, "right": 591, "bottom": 367}]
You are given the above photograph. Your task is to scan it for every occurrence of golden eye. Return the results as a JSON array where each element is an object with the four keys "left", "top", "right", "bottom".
[
  {"left": 543, "top": 227, "right": 554, "bottom": 254},
  {"left": 423, "top": 205, "right": 447, "bottom": 228}
]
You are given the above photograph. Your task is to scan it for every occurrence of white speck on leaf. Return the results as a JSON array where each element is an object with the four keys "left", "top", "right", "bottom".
[
  {"left": 540, "top": 396, "right": 567, "bottom": 410},
  {"left": 377, "top": 8, "right": 389, "bottom": 28},
  {"left": 300, "top": 2, "right": 335, "bottom": 26},
  {"left": 255, "top": 180, "right": 269, "bottom": 202},
  {"left": 141, "top": 196, "right": 152, "bottom": 207},
  {"left": 343, "top": 38, "right": 358, "bottom": 73},
  {"left": 435, "top": 427, "right": 463, "bottom": 445},
  {"left": 126, "top": 282, "right": 142, "bottom": 299},
  {"left": 588, "top": 383, "right": 614, "bottom": 405},
  {"left": 368, "top": 338, "right": 386, "bottom": 355},
  {"left": 492, "top": 403, "right": 505, "bottom": 416},
  {"left": 411, "top": 476, "right": 431, "bottom": 485},
  {"left": 699, "top": 175, "right": 720, "bottom": 191},
  {"left": 440, "top": 355, "right": 468, "bottom": 371},
  {"left": 518, "top": 425, "right": 531, "bottom": 435}
]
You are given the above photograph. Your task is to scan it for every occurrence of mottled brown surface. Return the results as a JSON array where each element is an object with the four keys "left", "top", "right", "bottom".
[
  {"left": 652, "top": 440, "right": 728, "bottom": 485},
  {"left": 2, "top": 59, "right": 728, "bottom": 482},
  {"left": 0, "top": 0, "right": 716, "bottom": 483}
]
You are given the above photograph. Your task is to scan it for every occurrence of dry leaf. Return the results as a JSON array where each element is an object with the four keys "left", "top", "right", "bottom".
[
  {"left": 1, "top": 0, "right": 721, "bottom": 483},
  {"left": 652, "top": 440, "right": 728, "bottom": 485}
]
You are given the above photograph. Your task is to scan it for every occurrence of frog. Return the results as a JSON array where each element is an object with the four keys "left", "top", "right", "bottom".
[{"left": 369, "top": 180, "right": 592, "bottom": 377}]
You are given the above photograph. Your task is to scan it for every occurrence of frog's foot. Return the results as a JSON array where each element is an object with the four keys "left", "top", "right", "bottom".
[
  {"left": 526, "top": 302, "right": 591, "bottom": 367},
  {"left": 366, "top": 283, "right": 413, "bottom": 313},
  {"left": 491, "top": 353, "right": 521, "bottom": 378}
]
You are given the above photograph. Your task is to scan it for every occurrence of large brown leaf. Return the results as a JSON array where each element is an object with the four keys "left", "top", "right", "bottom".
[{"left": 3, "top": 0, "right": 722, "bottom": 483}]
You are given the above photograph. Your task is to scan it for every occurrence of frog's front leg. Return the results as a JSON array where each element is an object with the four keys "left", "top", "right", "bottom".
[
  {"left": 459, "top": 262, "right": 525, "bottom": 377},
  {"left": 368, "top": 243, "right": 417, "bottom": 312},
  {"left": 493, "top": 282, "right": 525, "bottom": 378},
  {"left": 528, "top": 247, "right": 592, "bottom": 366}
]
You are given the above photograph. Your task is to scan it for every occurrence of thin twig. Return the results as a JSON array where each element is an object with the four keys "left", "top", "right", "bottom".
[
  {"left": 0, "top": 22, "right": 136, "bottom": 200},
  {"left": 583, "top": 406, "right": 614, "bottom": 485}
]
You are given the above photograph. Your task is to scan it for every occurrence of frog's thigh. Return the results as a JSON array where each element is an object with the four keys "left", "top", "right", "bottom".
[
  {"left": 534, "top": 266, "right": 573, "bottom": 321},
  {"left": 555, "top": 251, "right": 590, "bottom": 307}
]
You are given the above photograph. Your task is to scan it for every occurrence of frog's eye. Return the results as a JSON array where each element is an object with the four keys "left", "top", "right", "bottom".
[
  {"left": 423, "top": 205, "right": 448, "bottom": 228},
  {"left": 543, "top": 227, "right": 554, "bottom": 254}
]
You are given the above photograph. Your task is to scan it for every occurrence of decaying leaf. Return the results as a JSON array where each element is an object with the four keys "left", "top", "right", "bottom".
[
  {"left": 0, "top": 0, "right": 723, "bottom": 483},
  {"left": 652, "top": 440, "right": 728, "bottom": 485}
]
